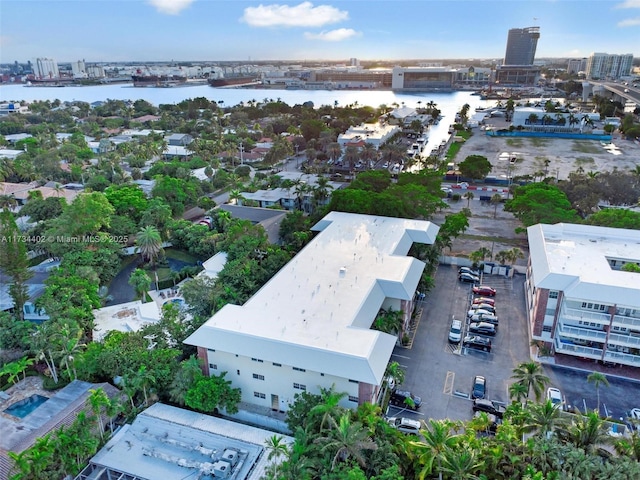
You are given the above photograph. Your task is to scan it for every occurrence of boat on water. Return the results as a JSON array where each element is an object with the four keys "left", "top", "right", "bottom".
[
  {"left": 208, "top": 75, "right": 259, "bottom": 88},
  {"left": 131, "top": 74, "right": 187, "bottom": 87}
]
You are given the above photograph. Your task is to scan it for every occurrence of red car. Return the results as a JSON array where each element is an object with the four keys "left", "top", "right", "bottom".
[
  {"left": 472, "top": 297, "right": 496, "bottom": 307},
  {"left": 473, "top": 286, "right": 497, "bottom": 297}
]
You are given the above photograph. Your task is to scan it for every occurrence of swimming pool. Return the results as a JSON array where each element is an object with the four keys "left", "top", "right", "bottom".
[{"left": 4, "top": 394, "right": 49, "bottom": 418}]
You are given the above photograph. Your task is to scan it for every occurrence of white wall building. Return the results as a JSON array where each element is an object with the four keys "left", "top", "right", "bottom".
[
  {"left": 33, "top": 57, "right": 60, "bottom": 79},
  {"left": 337, "top": 122, "right": 400, "bottom": 149},
  {"left": 185, "top": 212, "right": 439, "bottom": 412},
  {"left": 586, "top": 53, "right": 634, "bottom": 80},
  {"left": 525, "top": 223, "right": 640, "bottom": 372}
]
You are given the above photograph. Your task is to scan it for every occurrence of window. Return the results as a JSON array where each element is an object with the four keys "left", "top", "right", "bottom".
[
  {"left": 293, "top": 383, "right": 306, "bottom": 391},
  {"left": 542, "top": 325, "right": 553, "bottom": 333},
  {"left": 348, "top": 379, "right": 358, "bottom": 384},
  {"left": 549, "top": 291, "right": 558, "bottom": 299},
  {"left": 273, "top": 363, "right": 282, "bottom": 367},
  {"left": 348, "top": 395, "right": 359, "bottom": 403},
  {"left": 209, "top": 363, "right": 218, "bottom": 370},
  {"left": 254, "top": 392, "right": 266, "bottom": 399},
  {"left": 251, "top": 358, "right": 264, "bottom": 363},
  {"left": 293, "top": 367, "right": 306, "bottom": 372},
  {"left": 253, "top": 374, "right": 265, "bottom": 381}
]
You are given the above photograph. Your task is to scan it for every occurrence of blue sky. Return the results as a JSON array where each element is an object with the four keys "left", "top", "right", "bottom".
[{"left": 1, "top": 0, "right": 638, "bottom": 63}]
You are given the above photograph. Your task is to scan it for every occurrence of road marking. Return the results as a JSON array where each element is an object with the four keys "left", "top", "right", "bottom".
[
  {"left": 387, "top": 405, "right": 425, "bottom": 416},
  {"left": 391, "top": 354, "right": 411, "bottom": 360},
  {"left": 443, "top": 371, "right": 455, "bottom": 395}
]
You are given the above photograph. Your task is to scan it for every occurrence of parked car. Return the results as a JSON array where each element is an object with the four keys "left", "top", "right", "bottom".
[
  {"left": 459, "top": 272, "right": 480, "bottom": 283},
  {"left": 546, "top": 387, "right": 564, "bottom": 408},
  {"left": 463, "top": 335, "right": 492, "bottom": 352},
  {"left": 472, "top": 297, "right": 495, "bottom": 307},
  {"left": 473, "top": 285, "right": 497, "bottom": 296},
  {"left": 469, "top": 313, "right": 498, "bottom": 325},
  {"left": 467, "top": 309, "right": 494, "bottom": 318},
  {"left": 472, "top": 375, "right": 487, "bottom": 399},
  {"left": 472, "top": 398, "right": 507, "bottom": 419},
  {"left": 448, "top": 319, "right": 463, "bottom": 343},
  {"left": 473, "top": 411, "right": 501, "bottom": 434},
  {"left": 469, "top": 303, "right": 496, "bottom": 314},
  {"left": 469, "top": 322, "right": 497, "bottom": 336},
  {"left": 387, "top": 416, "right": 421, "bottom": 435},
  {"left": 390, "top": 389, "right": 422, "bottom": 410},
  {"left": 456, "top": 182, "right": 469, "bottom": 189},
  {"left": 459, "top": 267, "right": 480, "bottom": 277}
]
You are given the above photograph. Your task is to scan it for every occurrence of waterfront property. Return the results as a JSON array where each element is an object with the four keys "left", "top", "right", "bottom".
[
  {"left": 184, "top": 212, "right": 439, "bottom": 412},
  {"left": 525, "top": 223, "right": 640, "bottom": 374}
]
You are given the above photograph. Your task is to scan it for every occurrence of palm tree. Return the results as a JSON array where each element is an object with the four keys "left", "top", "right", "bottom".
[
  {"left": 440, "top": 447, "right": 483, "bottom": 480},
  {"left": 309, "top": 386, "right": 348, "bottom": 431},
  {"left": 128, "top": 268, "right": 151, "bottom": 300},
  {"left": 586, "top": 371, "right": 609, "bottom": 413},
  {"left": 509, "top": 381, "right": 529, "bottom": 405},
  {"left": 463, "top": 191, "right": 474, "bottom": 208},
  {"left": 88, "top": 388, "right": 111, "bottom": 440},
  {"left": 265, "top": 434, "right": 289, "bottom": 462},
  {"left": 511, "top": 361, "right": 550, "bottom": 403},
  {"left": 54, "top": 322, "right": 85, "bottom": 382},
  {"left": 557, "top": 410, "right": 613, "bottom": 453},
  {"left": 136, "top": 225, "right": 163, "bottom": 265},
  {"left": 316, "top": 414, "right": 377, "bottom": 470},
  {"left": 384, "top": 361, "right": 406, "bottom": 389},
  {"left": 524, "top": 400, "right": 565, "bottom": 438},
  {"left": 527, "top": 113, "right": 539, "bottom": 126},
  {"left": 413, "top": 419, "right": 460, "bottom": 480},
  {"left": 490, "top": 193, "right": 503, "bottom": 218},
  {"left": 228, "top": 189, "right": 244, "bottom": 205}
]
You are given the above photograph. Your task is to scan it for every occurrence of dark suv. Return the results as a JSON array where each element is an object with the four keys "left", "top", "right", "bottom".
[
  {"left": 472, "top": 399, "right": 507, "bottom": 419},
  {"left": 389, "top": 389, "right": 422, "bottom": 410},
  {"left": 463, "top": 335, "right": 492, "bottom": 352}
]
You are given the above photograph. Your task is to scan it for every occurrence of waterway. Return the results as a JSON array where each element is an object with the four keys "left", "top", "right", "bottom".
[{"left": 0, "top": 83, "right": 490, "bottom": 165}]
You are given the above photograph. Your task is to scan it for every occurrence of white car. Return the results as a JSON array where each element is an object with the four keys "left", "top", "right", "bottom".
[
  {"left": 387, "top": 417, "right": 421, "bottom": 435},
  {"left": 546, "top": 387, "right": 564, "bottom": 408},
  {"left": 448, "top": 319, "right": 463, "bottom": 343}
]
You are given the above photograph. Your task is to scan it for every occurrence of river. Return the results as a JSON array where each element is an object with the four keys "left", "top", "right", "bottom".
[{"left": 0, "top": 83, "right": 490, "bottom": 161}]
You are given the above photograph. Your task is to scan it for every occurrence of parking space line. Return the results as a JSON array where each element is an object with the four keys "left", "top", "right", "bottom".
[
  {"left": 443, "top": 371, "right": 455, "bottom": 395},
  {"left": 391, "top": 353, "right": 411, "bottom": 360}
]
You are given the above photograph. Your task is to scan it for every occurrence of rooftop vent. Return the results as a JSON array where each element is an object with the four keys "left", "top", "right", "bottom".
[
  {"left": 339, "top": 266, "right": 347, "bottom": 276},
  {"left": 222, "top": 449, "right": 239, "bottom": 467}
]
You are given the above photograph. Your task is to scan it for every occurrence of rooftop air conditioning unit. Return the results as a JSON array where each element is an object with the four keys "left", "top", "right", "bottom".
[
  {"left": 212, "top": 460, "right": 232, "bottom": 478},
  {"left": 222, "top": 449, "right": 239, "bottom": 467}
]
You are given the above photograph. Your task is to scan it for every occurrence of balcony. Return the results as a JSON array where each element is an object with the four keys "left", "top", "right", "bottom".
[
  {"left": 555, "top": 338, "right": 603, "bottom": 360},
  {"left": 612, "top": 314, "right": 640, "bottom": 330},
  {"left": 560, "top": 306, "right": 611, "bottom": 324},
  {"left": 603, "top": 350, "right": 640, "bottom": 367},
  {"left": 607, "top": 332, "right": 640, "bottom": 348},
  {"left": 557, "top": 323, "right": 607, "bottom": 342}
]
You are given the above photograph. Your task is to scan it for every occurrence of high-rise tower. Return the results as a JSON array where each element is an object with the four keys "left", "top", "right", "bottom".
[{"left": 504, "top": 27, "right": 540, "bottom": 65}]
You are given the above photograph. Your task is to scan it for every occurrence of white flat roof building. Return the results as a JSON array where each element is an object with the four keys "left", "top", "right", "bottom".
[
  {"left": 185, "top": 212, "right": 439, "bottom": 411},
  {"left": 337, "top": 122, "right": 400, "bottom": 149},
  {"left": 526, "top": 223, "right": 640, "bottom": 371}
]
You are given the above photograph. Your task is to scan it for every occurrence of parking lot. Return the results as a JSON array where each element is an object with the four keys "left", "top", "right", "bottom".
[
  {"left": 387, "top": 265, "right": 640, "bottom": 428},
  {"left": 388, "top": 266, "right": 530, "bottom": 422}
]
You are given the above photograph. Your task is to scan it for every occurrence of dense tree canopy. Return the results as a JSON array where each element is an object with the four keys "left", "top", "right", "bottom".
[{"left": 505, "top": 182, "right": 580, "bottom": 230}]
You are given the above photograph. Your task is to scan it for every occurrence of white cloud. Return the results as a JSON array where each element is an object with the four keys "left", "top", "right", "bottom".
[
  {"left": 147, "top": 0, "right": 194, "bottom": 15},
  {"left": 242, "top": 2, "right": 348, "bottom": 27},
  {"left": 615, "top": 0, "right": 640, "bottom": 8},
  {"left": 618, "top": 16, "right": 640, "bottom": 26},
  {"left": 304, "top": 28, "right": 360, "bottom": 41}
]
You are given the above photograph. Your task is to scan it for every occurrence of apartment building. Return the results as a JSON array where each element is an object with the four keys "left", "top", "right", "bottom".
[
  {"left": 184, "top": 212, "right": 439, "bottom": 412},
  {"left": 586, "top": 52, "right": 634, "bottom": 80},
  {"left": 525, "top": 223, "right": 640, "bottom": 372}
]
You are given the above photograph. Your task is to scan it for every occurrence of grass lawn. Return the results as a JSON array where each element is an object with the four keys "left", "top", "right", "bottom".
[
  {"left": 505, "top": 138, "right": 524, "bottom": 147},
  {"left": 528, "top": 138, "right": 550, "bottom": 148},
  {"left": 572, "top": 141, "right": 602, "bottom": 154}
]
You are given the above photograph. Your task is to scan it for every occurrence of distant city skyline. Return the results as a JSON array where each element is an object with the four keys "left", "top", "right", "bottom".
[{"left": 1, "top": 1, "right": 638, "bottom": 63}]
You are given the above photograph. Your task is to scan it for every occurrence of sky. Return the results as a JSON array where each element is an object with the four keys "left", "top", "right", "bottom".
[{"left": 0, "top": 0, "right": 638, "bottom": 63}]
